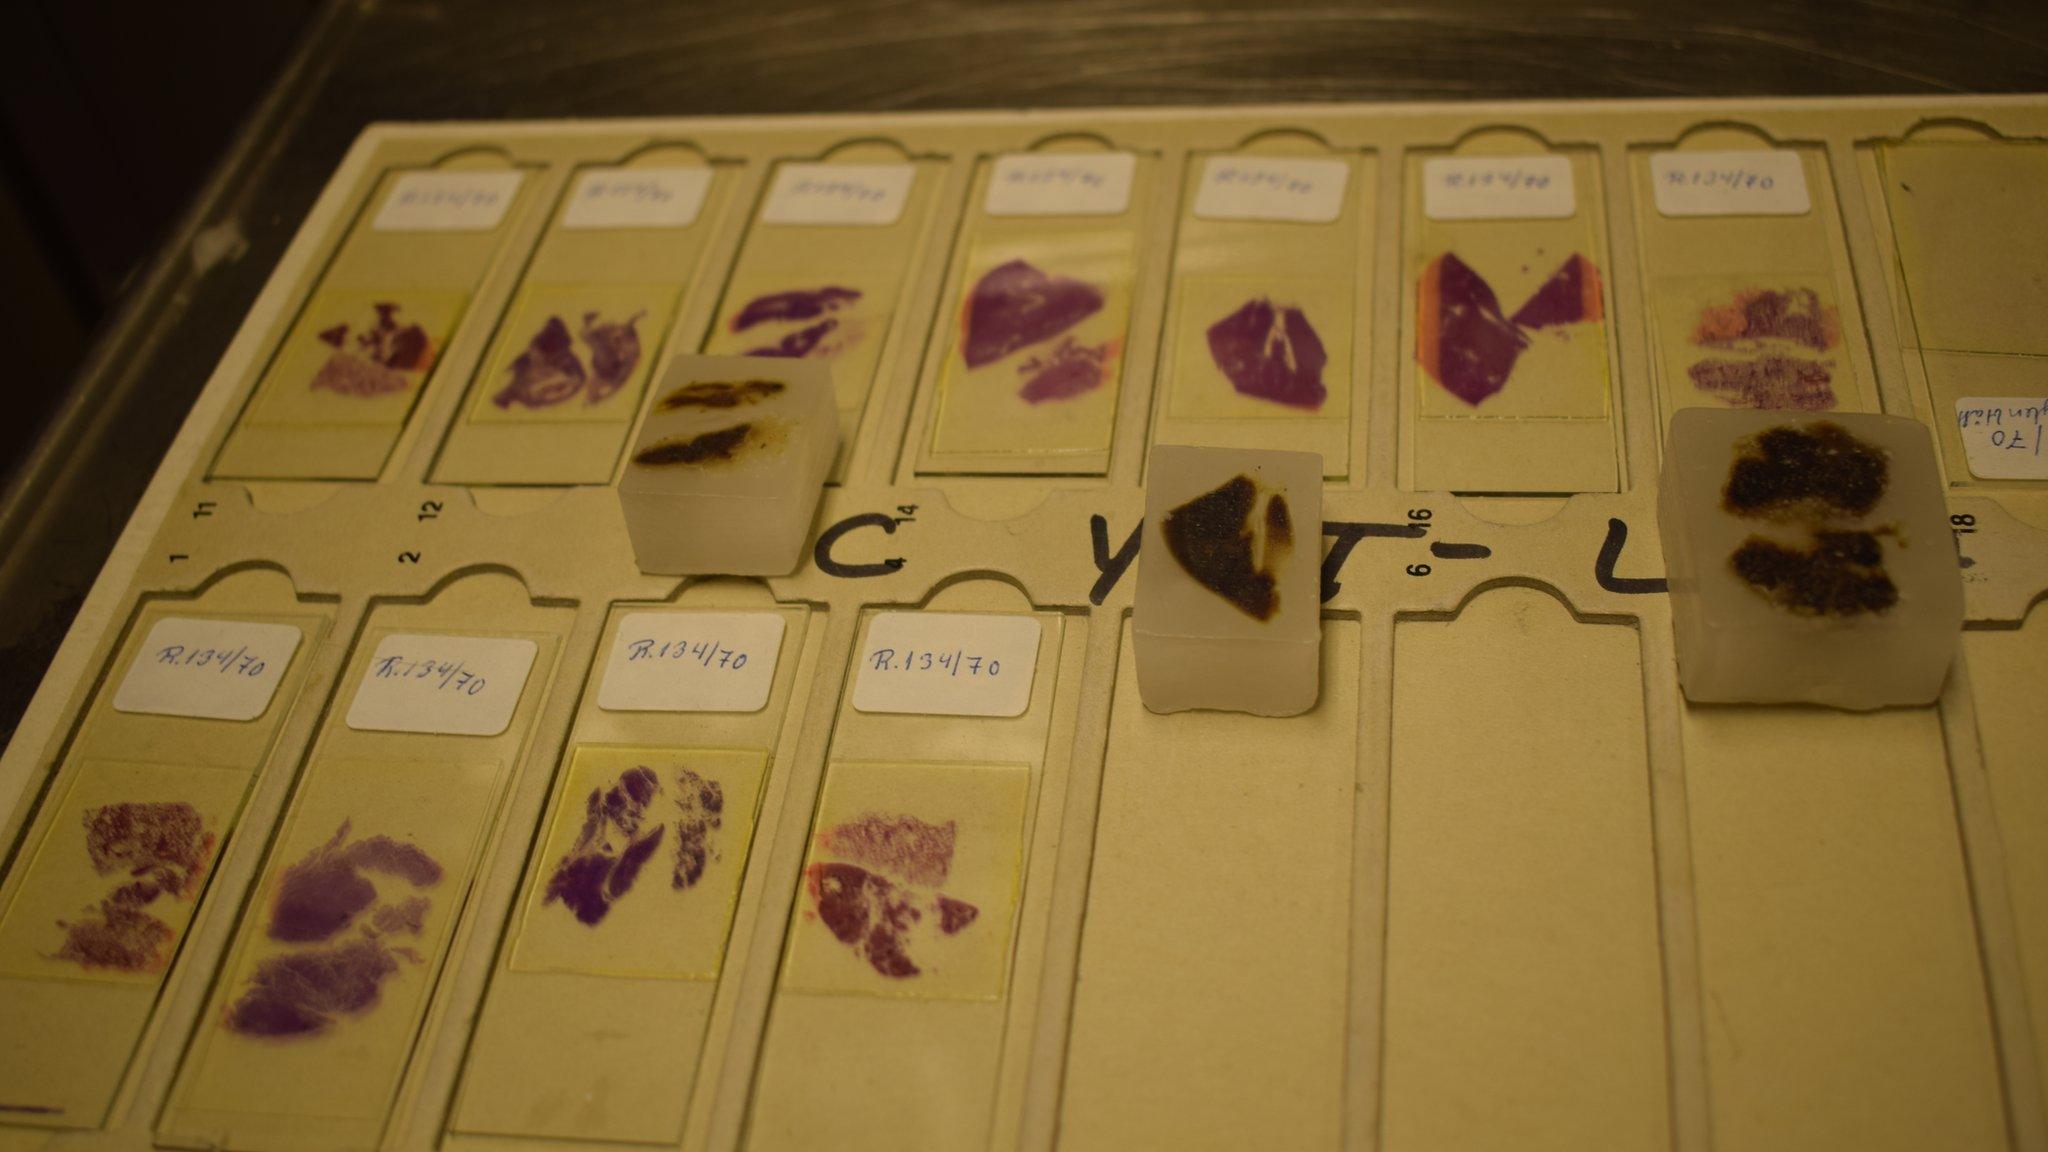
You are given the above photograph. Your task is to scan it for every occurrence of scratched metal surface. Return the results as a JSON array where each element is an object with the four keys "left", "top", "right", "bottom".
[{"left": 2, "top": 0, "right": 2046, "bottom": 743}]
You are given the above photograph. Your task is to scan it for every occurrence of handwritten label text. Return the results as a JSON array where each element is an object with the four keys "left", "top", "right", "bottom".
[
  {"left": 1651, "top": 149, "right": 1810, "bottom": 217},
  {"left": 598, "top": 611, "right": 785, "bottom": 712},
  {"left": 562, "top": 165, "right": 712, "bottom": 229},
  {"left": 113, "top": 617, "right": 303, "bottom": 721},
  {"left": 1424, "top": 155, "right": 1575, "bottom": 220},
  {"left": 346, "top": 633, "right": 536, "bottom": 736},
  {"left": 1194, "top": 156, "right": 1350, "bottom": 223},
  {"left": 985, "top": 153, "right": 1136, "bottom": 217},
  {"left": 760, "top": 163, "right": 915, "bottom": 226},
  {"left": 852, "top": 612, "right": 1040, "bottom": 717},
  {"left": 373, "top": 170, "right": 524, "bottom": 232},
  {"left": 1956, "top": 397, "right": 2048, "bottom": 479}
]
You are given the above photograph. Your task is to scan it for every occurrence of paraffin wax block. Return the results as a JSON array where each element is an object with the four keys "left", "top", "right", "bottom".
[
  {"left": 1658, "top": 409, "right": 1962, "bottom": 709},
  {"left": 619, "top": 355, "right": 837, "bottom": 575},
  {"left": 1135, "top": 445, "right": 1323, "bottom": 715}
]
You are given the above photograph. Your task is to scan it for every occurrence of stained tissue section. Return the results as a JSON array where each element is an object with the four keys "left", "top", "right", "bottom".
[
  {"left": 1722, "top": 422, "right": 1888, "bottom": 520},
  {"left": 1688, "top": 357, "right": 1836, "bottom": 412},
  {"left": 223, "top": 821, "right": 441, "bottom": 1038},
  {"left": 1161, "top": 474, "right": 1292, "bottom": 622},
  {"left": 492, "top": 312, "right": 643, "bottom": 409},
  {"left": 1415, "top": 252, "right": 1602, "bottom": 406},
  {"left": 1721, "top": 421, "right": 1901, "bottom": 618},
  {"left": 671, "top": 768, "right": 725, "bottom": 891},
  {"left": 544, "top": 765, "right": 726, "bottom": 927},
  {"left": 546, "top": 766, "right": 663, "bottom": 926},
  {"left": 1206, "top": 298, "right": 1328, "bottom": 410},
  {"left": 803, "top": 813, "right": 980, "bottom": 980},
  {"left": 312, "top": 302, "right": 434, "bottom": 397},
  {"left": 658, "top": 379, "right": 784, "bottom": 411},
  {"left": 964, "top": 259, "right": 1114, "bottom": 404},
  {"left": 55, "top": 801, "right": 215, "bottom": 973},
  {"left": 1732, "top": 530, "right": 1899, "bottom": 617},
  {"left": 1687, "top": 287, "right": 1842, "bottom": 410},
  {"left": 632, "top": 421, "right": 768, "bottom": 467},
  {"left": 732, "top": 287, "right": 862, "bottom": 360}
]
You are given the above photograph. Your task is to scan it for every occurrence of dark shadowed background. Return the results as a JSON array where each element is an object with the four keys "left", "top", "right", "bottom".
[{"left": 2, "top": 0, "right": 2045, "bottom": 743}]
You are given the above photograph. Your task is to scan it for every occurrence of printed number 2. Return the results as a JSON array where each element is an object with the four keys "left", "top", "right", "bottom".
[{"left": 398, "top": 551, "right": 421, "bottom": 565}]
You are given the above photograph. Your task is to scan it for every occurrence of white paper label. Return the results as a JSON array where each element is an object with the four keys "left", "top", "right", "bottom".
[
  {"left": 852, "top": 612, "right": 1040, "bottom": 718},
  {"left": 1956, "top": 397, "right": 2048, "bottom": 479},
  {"left": 1193, "top": 156, "right": 1350, "bottom": 223},
  {"left": 345, "top": 633, "right": 537, "bottom": 736},
  {"left": 985, "top": 153, "right": 1136, "bottom": 217},
  {"left": 112, "top": 618, "right": 303, "bottom": 722},
  {"left": 1651, "top": 150, "right": 1810, "bottom": 217},
  {"left": 597, "top": 611, "right": 785, "bottom": 713},
  {"left": 759, "top": 163, "right": 914, "bottom": 226},
  {"left": 1423, "top": 155, "right": 1575, "bottom": 220},
  {"left": 561, "top": 166, "right": 712, "bottom": 229},
  {"left": 373, "top": 170, "right": 524, "bottom": 231}
]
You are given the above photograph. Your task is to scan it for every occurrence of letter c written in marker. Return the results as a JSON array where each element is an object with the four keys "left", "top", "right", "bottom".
[{"left": 814, "top": 513, "right": 906, "bottom": 578}]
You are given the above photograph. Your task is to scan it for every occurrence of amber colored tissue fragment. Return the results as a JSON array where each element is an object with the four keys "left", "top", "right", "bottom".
[
  {"left": 632, "top": 422, "right": 758, "bottom": 467},
  {"left": 819, "top": 814, "right": 957, "bottom": 887},
  {"left": 312, "top": 302, "right": 434, "bottom": 397},
  {"left": 1731, "top": 530, "right": 1899, "bottom": 617},
  {"left": 659, "top": 379, "right": 785, "bottom": 412},
  {"left": 1692, "top": 287, "right": 1838, "bottom": 352},
  {"left": 1509, "top": 253, "right": 1604, "bottom": 329},
  {"left": 963, "top": 259, "right": 1103, "bottom": 369},
  {"left": 1688, "top": 356, "right": 1837, "bottom": 411},
  {"left": 1722, "top": 421, "right": 1888, "bottom": 520},
  {"left": 1206, "top": 297, "right": 1329, "bottom": 410},
  {"left": 803, "top": 811, "right": 981, "bottom": 979},
  {"left": 224, "top": 822, "right": 441, "bottom": 1038},
  {"left": 1161, "top": 475, "right": 1292, "bottom": 621},
  {"left": 731, "top": 287, "right": 861, "bottom": 333},
  {"left": 53, "top": 801, "right": 216, "bottom": 973},
  {"left": 1416, "top": 253, "right": 1529, "bottom": 406}
]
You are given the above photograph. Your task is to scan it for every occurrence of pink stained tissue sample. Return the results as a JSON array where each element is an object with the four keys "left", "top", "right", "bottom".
[
  {"left": 802, "top": 812, "right": 980, "bottom": 980},
  {"left": 491, "top": 311, "right": 645, "bottom": 410},
  {"left": 311, "top": 302, "right": 435, "bottom": 397},
  {"left": 54, "top": 801, "right": 216, "bottom": 973},
  {"left": 962, "top": 259, "right": 1116, "bottom": 404},
  {"left": 1684, "top": 287, "right": 1842, "bottom": 411},
  {"left": 543, "top": 764, "right": 726, "bottom": 927},
  {"left": 1205, "top": 297, "right": 1329, "bottom": 410},
  {"left": 1415, "top": 252, "right": 1603, "bottom": 407},
  {"left": 731, "top": 287, "right": 863, "bottom": 360},
  {"left": 222, "top": 821, "right": 442, "bottom": 1038}
]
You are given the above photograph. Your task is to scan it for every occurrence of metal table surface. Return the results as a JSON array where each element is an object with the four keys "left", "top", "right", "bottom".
[{"left": 3, "top": 0, "right": 2045, "bottom": 743}]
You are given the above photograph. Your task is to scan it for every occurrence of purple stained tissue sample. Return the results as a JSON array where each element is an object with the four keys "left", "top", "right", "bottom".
[
  {"left": 733, "top": 287, "right": 863, "bottom": 360},
  {"left": 801, "top": 812, "right": 981, "bottom": 980},
  {"left": 1415, "top": 252, "right": 1604, "bottom": 407},
  {"left": 1205, "top": 298, "right": 1329, "bottom": 410},
  {"left": 55, "top": 801, "right": 215, "bottom": 974},
  {"left": 962, "top": 259, "right": 1103, "bottom": 369},
  {"left": 491, "top": 311, "right": 644, "bottom": 409},
  {"left": 312, "top": 302, "right": 434, "bottom": 397},
  {"left": 222, "top": 821, "right": 442, "bottom": 1039},
  {"left": 730, "top": 287, "right": 862, "bottom": 333},
  {"left": 543, "top": 764, "right": 727, "bottom": 927}
]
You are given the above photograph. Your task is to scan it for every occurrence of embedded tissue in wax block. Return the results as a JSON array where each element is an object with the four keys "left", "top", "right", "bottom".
[
  {"left": 1135, "top": 445, "right": 1323, "bottom": 715},
  {"left": 1658, "top": 409, "right": 1962, "bottom": 709},
  {"left": 619, "top": 355, "right": 837, "bottom": 575}
]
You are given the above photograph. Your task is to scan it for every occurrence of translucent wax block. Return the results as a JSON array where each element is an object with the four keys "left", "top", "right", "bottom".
[
  {"left": 1658, "top": 409, "right": 1962, "bottom": 709},
  {"left": 1136, "top": 445, "right": 1324, "bottom": 715},
  {"left": 619, "top": 354, "right": 838, "bottom": 575}
]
